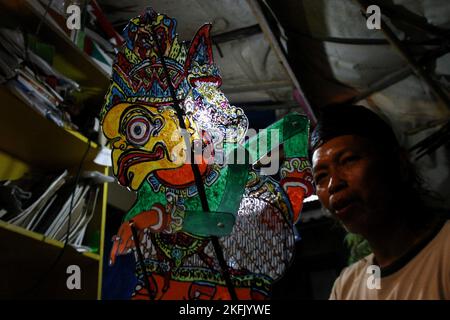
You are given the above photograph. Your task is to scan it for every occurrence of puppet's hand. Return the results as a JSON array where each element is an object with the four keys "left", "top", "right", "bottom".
[
  {"left": 109, "top": 222, "right": 134, "bottom": 266},
  {"left": 109, "top": 203, "right": 168, "bottom": 265}
]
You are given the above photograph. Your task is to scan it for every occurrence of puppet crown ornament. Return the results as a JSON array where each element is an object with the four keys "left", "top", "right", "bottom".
[
  {"left": 100, "top": 8, "right": 313, "bottom": 300},
  {"left": 101, "top": 7, "right": 247, "bottom": 145}
]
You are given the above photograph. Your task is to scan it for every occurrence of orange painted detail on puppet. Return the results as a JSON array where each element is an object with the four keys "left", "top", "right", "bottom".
[
  {"left": 280, "top": 158, "right": 315, "bottom": 223},
  {"left": 131, "top": 275, "right": 269, "bottom": 300},
  {"left": 154, "top": 127, "right": 213, "bottom": 188},
  {"left": 155, "top": 162, "right": 208, "bottom": 188},
  {"left": 109, "top": 203, "right": 168, "bottom": 265},
  {"left": 102, "top": 102, "right": 200, "bottom": 191}
]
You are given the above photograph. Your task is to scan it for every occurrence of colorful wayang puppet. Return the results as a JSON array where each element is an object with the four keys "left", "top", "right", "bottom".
[{"left": 100, "top": 8, "right": 314, "bottom": 300}]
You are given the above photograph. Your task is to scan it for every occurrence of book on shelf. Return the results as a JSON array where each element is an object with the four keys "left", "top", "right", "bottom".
[
  {"left": 45, "top": 183, "right": 90, "bottom": 239},
  {"left": 7, "top": 79, "right": 69, "bottom": 128},
  {"left": 1, "top": 1, "right": 122, "bottom": 140},
  {"left": 0, "top": 169, "right": 105, "bottom": 252},
  {"left": 89, "top": 0, "right": 123, "bottom": 47},
  {"left": 54, "top": 185, "right": 100, "bottom": 245},
  {"left": 32, "top": 179, "right": 86, "bottom": 235},
  {"left": 29, "top": 0, "right": 68, "bottom": 36},
  {"left": 0, "top": 27, "right": 80, "bottom": 130},
  {"left": 88, "top": 40, "right": 113, "bottom": 75},
  {"left": 4, "top": 170, "right": 69, "bottom": 227},
  {"left": 36, "top": 0, "right": 122, "bottom": 75},
  {"left": 16, "top": 68, "right": 63, "bottom": 107}
]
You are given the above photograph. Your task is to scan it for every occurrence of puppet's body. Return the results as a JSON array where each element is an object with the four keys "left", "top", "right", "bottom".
[
  {"left": 101, "top": 8, "right": 313, "bottom": 300},
  {"left": 110, "top": 167, "right": 306, "bottom": 300}
]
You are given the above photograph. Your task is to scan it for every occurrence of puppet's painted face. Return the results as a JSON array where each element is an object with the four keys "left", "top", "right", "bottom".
[
  {"left": 103, "top": 102, "right": 196, "bottom": 190},
  {"left": 100, "top": 9, "right": 244, "bottom": 191}
]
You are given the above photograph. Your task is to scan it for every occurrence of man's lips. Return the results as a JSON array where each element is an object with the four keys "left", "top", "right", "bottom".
[
  {"left": 117, "top": 144, "right": 165, "bottom": 186},
  {"left": 330, "top": 196, "right": 359, "bottom": 219}
]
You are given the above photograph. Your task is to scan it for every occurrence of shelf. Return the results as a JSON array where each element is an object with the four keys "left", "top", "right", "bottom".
[
  {"left": 0, "top": 0, "right": 110, "bottom": 300},
  {"left": 66, "top": 128, "right": 99, "bottom": 149},
  {"left": 0, "top": 0, "right": 110, "bottom": 105},
  {"left": 0, "top": 220, "right": 100, "bottom": 261},
  {"left": 0, "top": 220, "right": 99, "bottom": 299},
  {"left": 0, "top": 169, "right": 109, "bottom": 299},
  {"left": 0, "top": 87, "right": 100, "bottom": 170},
  {"left": 0, "top": 150, "right": 30, "bottom": 180}
]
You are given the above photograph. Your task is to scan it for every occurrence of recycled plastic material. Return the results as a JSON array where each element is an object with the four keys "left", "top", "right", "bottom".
[{"left": 100, "top": 7, "right": 313, "bottom": 300}]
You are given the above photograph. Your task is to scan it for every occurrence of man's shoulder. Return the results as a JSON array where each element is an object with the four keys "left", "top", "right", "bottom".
[
  {"left": 434, "top": 220, "right": 450, "bottom": 251},
  {"left": 330, "top": 254, "right": 374, "bottom": 299},
  {"left": 426, "top": 219, "right": 450, "bottom": 251},
  {"left": 338, "top": 254, "right": 374, "bottom": 283},
  {"left": 441, "top": 219, "right": 450, "bottom": 233}
]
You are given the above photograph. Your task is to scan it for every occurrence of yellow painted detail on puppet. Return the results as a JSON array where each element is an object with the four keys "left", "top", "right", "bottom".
[{"left": 102, "top": 102, "right": 198, "bottom": 190}]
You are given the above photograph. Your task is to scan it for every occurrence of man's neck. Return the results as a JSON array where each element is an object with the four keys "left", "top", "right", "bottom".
[{"left": 365, "top": 214, "right": 438, "bottom": 268}]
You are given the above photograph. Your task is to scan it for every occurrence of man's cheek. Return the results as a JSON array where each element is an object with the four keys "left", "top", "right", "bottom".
[{"left": 316, "top": 188, "right": 330, "bottom": 209}]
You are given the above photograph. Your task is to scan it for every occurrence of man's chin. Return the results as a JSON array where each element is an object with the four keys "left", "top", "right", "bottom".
[
  {"left": 341, "top": 222, "right": 363, "bottom": 234},
  {"left": 340, "top": 216, "right": 369, "bottom": 236},
  {"left": 332, "top": 203, "right": 367, "bottom": 232}
]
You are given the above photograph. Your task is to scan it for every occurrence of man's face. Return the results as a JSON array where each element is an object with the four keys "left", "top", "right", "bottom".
[
  {"left": 102, "top": 103, "right": 195, "bottom": 191},
  {"left": 312, "top": 135, "right": 393, "bottom": 235}
]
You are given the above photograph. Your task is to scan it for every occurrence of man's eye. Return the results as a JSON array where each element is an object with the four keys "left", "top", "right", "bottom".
[
  {"left": 126, "top": 116, "right": 151, "bottom": 145},
  {"left": 314, "top": 173, "right": 327, "bottom": 185},
  {"left": 341, "top": 155, "right": 359, "bottom": 165}
]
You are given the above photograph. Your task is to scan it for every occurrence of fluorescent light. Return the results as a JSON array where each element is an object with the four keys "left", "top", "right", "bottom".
[{"left": 304, "top": 194, "right": 318, "bottom": 203}]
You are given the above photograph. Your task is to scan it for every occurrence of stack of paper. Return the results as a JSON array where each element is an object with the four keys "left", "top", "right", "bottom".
[{"left": 0, "top": 170, "right": 105, "bottom": 251}]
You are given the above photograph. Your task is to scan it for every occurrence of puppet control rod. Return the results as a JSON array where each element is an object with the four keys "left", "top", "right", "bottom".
[{"left": 127, "top": 13, "right": 239, "bottom": 301}]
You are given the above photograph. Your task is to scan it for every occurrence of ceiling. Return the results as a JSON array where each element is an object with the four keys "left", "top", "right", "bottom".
[
  {"left": 98, "top": 0, "right": 295, "bottom": 111},
  {"left": 98, "top": 0, "right": 450, "bottom": 208},
  {"left": 266, "top": 0, "right": 450, "bottom": 206}
]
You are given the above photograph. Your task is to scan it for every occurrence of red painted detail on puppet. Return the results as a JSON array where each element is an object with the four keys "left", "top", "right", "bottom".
[
  {"left": 155, "top": 130, "right": 214, "bottom": 188},
  {"left": 280, "top": 158, "right": 315, "bottom": 224},
  {"left": 189, "top": 282, "right": 217, "bottom": 300},
  {"left": 185, "top": 24, "right": 222, "bottom": 87},
  {"left": 109, "top": 203, "right": 168, "bottom": 265},
  {"left": 131, "top": 274, "right": 270, "bottom": 300}
]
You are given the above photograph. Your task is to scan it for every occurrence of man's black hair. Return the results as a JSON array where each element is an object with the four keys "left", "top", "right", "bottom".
[{"left": 310, "top": 104, "right": 399, "bottom": 152}]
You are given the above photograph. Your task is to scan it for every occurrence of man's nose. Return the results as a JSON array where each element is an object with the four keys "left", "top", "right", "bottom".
[{"left": 328, "top": 171, "right": 347, "bottom": 195}]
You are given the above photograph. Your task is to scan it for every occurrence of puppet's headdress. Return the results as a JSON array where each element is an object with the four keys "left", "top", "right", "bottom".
[{"left": 101, "top": 7, "right": 221, "bottom": 120}]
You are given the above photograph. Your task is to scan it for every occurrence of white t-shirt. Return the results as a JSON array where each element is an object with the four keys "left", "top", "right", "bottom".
[{"left": 330, "top": 220, "right": 450, "bottom": 300}]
